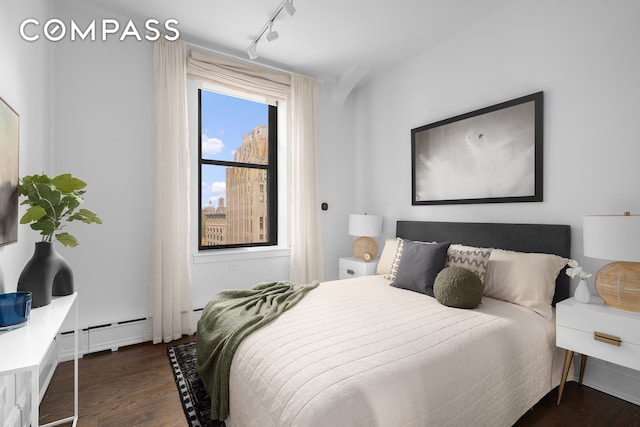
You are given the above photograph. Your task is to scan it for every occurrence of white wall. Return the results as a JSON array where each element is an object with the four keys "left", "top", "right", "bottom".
[
  {"left": 317, "top": 84, "right": 359, "bottom": 280},
  {"left": 343, "top": 0, "right": 640, "bottom": 404},
  {"left": 0, "top": 1, "right": 54, "bottom": 424},
  {"left": 52, "top": 0, "right": 155, "bottom": 327},
  {"left": 346, "top": 0, "right": 640, "bottom": 283}
]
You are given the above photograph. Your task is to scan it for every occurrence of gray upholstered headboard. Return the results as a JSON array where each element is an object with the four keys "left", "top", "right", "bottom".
[{"left": 395, "top": 221, "right": 571, "bottom": 304}]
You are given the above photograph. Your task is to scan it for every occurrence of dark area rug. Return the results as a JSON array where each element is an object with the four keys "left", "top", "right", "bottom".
[{"left": 167, "top": 342, "right": 225, "bottom": 427}]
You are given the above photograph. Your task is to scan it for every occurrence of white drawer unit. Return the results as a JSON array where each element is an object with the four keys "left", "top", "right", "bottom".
[
  {"left": 338, "top": 257, "right": 378, "bottom": 279},
  {"left": 555, "top": 296, "right": 640, "bottom": 404}
]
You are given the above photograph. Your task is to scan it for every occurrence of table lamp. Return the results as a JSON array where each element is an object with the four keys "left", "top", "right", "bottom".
[
  {"left": 349, "top": 214, "right": 382, "bottom": 262},
  {"left": 583, "top": 212, "right": 640, "bottom": 312}
]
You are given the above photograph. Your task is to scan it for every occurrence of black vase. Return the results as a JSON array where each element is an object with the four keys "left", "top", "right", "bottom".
[{"left": 17, "top": 242, "right": 74, "bottom": 308}]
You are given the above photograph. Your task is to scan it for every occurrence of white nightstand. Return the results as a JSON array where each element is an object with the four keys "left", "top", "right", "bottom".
[
  {"left": 555, "top": 296, "right": 640, "bottom": 404},
  {"left": 338, "top": 257, "right": 378, "bottom": 279}
]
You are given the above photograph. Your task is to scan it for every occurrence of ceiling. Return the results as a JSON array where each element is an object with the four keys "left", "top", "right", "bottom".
[{"left": 69, "top": 0, "right": 512, "bottom": 94}]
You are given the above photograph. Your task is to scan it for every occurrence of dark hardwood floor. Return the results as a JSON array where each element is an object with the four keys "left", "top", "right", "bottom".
[
  {"left": 39, "top": 336, "right": 196, "bottom": 427},
  {"left": 40, "top": 336, "right": 640, "bottom": 426}
]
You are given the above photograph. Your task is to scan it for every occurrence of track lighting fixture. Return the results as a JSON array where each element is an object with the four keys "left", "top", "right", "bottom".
[{"left": 245, "top": 0, "right": 296, "bottom": 60}]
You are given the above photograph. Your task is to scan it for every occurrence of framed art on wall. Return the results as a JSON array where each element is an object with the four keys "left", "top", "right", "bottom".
[
  {"left": 0, "top": 96, "right": 19, "bottom": 246},
  {"left": 411, "top": 92, "right": 543, "bottom": 205}
]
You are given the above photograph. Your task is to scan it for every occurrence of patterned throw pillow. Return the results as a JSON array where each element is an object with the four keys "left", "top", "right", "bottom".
[
  {"left": 445, "top": 244, "right": 492, "bottom": 284},
  {"left": 385, "top": 237, "right": 405, "bottom": 281},
  {"left": 376, "top": 238, "right": 401, "bottom": 275}
]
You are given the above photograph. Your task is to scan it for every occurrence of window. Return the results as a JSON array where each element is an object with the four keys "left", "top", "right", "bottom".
[{"left": 198, "top": 89, "right": 277, "bottom": 249}]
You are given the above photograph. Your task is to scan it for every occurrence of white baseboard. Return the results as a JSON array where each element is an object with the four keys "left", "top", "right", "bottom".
[{"left": 574, "top": 355, "right": 640, "bottom": 406}]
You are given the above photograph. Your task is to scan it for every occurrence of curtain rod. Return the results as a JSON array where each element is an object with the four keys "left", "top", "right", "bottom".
[{"left": 186, "top": 40, "right": 324, "bottom": 83}]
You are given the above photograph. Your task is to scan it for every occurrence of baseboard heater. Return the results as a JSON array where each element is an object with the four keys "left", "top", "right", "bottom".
[
  {"left": 57, "top": 309, "right": 202, "bottom": 360},
  {"left": 57, "top": 316, "right": 149, "bottom": 360}
]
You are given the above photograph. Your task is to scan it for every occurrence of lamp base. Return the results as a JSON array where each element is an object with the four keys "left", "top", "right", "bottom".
[
  {"left": 595, "top": 261, "right": 640, "bottom": 312},
  {"left": 352, "top": 237, "right": 378, "bottom": 261}
]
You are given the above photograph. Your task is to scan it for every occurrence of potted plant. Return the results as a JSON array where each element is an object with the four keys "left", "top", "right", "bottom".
[{"left": 17, "top": 173, "right": 102, "bottom": 307}]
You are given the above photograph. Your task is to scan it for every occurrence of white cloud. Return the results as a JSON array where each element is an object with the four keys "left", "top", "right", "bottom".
[
  {"left": 201, "top": 181, "right": 226, "bottom": 206},
  {"left": 202, "top": 134, "right": 224, "bottom": 156},
  {"left": 210, "top": 181, "right": 226, "bottom": 194},
  {"left": 207, "top": 186, "right": 225, "bottom": 206}
]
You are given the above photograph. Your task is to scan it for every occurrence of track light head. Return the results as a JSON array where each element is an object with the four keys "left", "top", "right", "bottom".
[
  {"left": 246, "top": 43, "right": 258, "bottom": 60},
  {"left": 266, "top": 30, "right": 279, "bottom": 42},
  {"left": 266, "top": 22, "right": 279, "bottom": 41},
  {"left": 282, "top": 0, "right": 296, "bottom": 16}
]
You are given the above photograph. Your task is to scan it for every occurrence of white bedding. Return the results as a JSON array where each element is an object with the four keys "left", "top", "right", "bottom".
[{"left": 226, "top": 275, "right": 565, "bottom": 427}]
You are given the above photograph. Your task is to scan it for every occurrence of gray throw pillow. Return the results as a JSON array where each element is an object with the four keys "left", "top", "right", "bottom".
[
  {"left": 391, "top": 240, "right": 450, "bottom": 296},
  {"left": 434, "top": 266, "right": 484, "bottom": 309}
]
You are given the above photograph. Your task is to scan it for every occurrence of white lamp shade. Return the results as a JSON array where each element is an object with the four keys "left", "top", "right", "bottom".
[
  {"left": 348, "top": 214, "right": 382, "bottom": 237},
  {"left": 583, "top": 214, "right": 640, "bottom": 262}
]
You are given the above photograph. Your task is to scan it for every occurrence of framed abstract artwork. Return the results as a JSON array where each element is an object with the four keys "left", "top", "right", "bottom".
[
  {"left": 411, "top": 92, "right": 543, "bottom": 205},
  {"left": 0, "top": 96, "right": 19, "bottom": 246}
]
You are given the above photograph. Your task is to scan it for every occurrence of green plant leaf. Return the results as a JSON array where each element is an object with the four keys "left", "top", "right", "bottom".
[
  {"left": 56, "top": 232, "right": 79, "bottom": 247},
  {"left": 61, "top": 195, "right": 82, "bottom": 213},
  {"left": 30, "top": 219, "right": 56, "bottom": 237},
  {"left": 79, "top": 208, "right": 102, "bottom": 224},
  {"left": 69, "top": 209, "right": 102, "bottom": 224},
  {"left": 21, "top": 174, "right": 51, "bottom": 186},
  {"left": 20, "top": 205, "right": 47, "bottom": 224},
  {"left": 52, "top": 174, "right": 87, "bottom": 194},
  {"left": 35, "top": 182, "right": 61, "bottom": 208}
]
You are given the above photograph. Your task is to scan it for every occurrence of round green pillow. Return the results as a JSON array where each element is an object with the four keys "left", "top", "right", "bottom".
[{"left": 434, "top": 266, "right": 484, "bottom": 309}]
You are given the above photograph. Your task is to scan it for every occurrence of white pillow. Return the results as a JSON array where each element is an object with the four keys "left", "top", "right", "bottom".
[
  {"left": 376, "top": 238, "right": 399, "bottom": 275},
  {"left": 484, "top": 248, "right": 568, "bottom": 319}
]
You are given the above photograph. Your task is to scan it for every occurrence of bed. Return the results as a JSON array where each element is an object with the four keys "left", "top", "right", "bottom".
[{"left": 213, "top": 221, "right": 572, "bottom": 427}]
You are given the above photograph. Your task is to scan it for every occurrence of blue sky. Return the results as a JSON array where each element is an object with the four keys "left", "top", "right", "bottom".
[{"left": 200, "top": 90, "right": 268, "bottom": 208}]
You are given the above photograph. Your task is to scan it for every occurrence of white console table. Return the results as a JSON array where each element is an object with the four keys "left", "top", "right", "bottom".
[{"left": 0, "top": 293, "right": 78, "bottom": 427}]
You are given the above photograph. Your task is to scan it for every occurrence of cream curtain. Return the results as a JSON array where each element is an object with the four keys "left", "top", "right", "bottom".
[
  {"left": 150, "top": 39, "right": 194, "bottom": 343},
  {"left": 288, "top": 74, "right": 324, "bottom": 283}
]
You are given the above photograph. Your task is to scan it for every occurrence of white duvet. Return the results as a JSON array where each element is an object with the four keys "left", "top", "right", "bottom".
[{"left": 226, "top": 275, "right": 565, "bottom": 427}]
